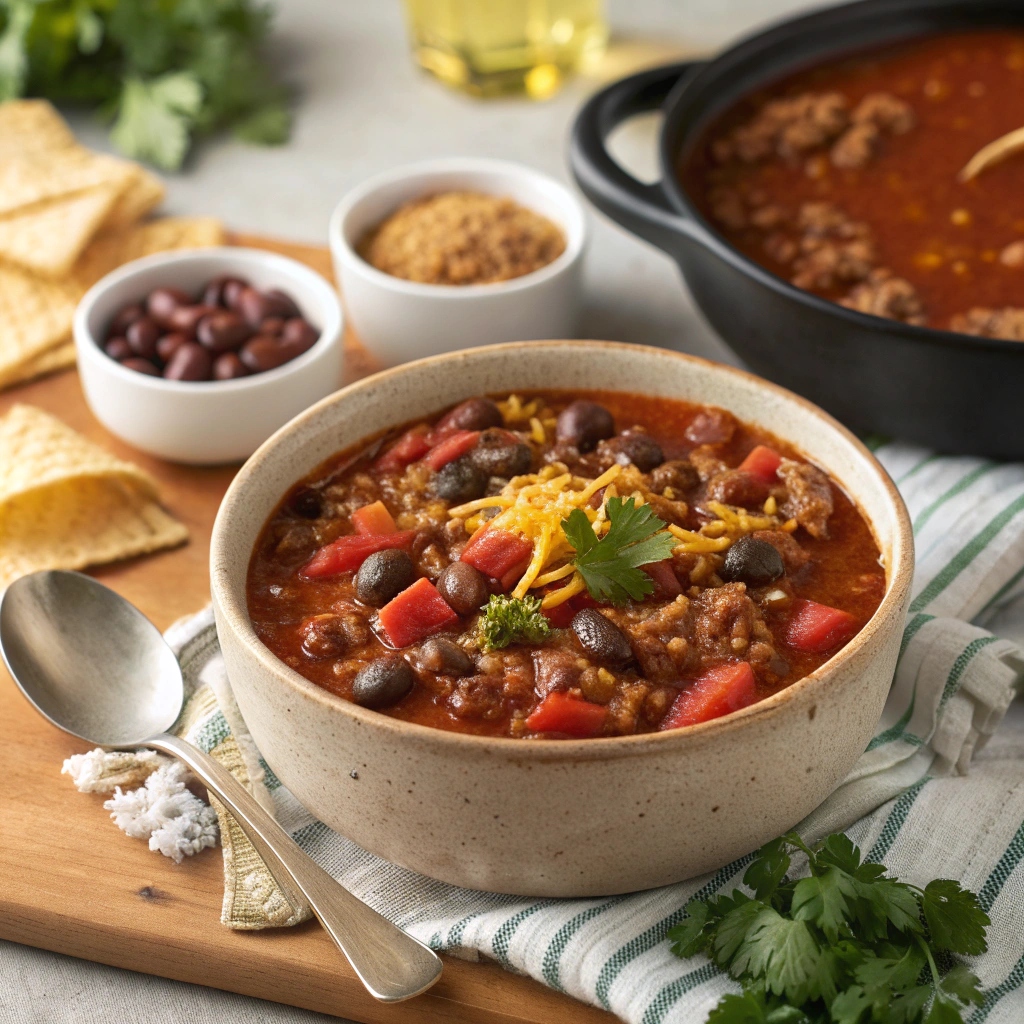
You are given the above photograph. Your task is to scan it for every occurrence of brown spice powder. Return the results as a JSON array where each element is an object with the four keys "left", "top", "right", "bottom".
[{"left": 357, "top": 191, "right": 566, "bottom": 285}]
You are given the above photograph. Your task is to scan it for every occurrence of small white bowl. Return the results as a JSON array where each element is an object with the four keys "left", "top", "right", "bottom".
[
  {"left": 329, "top": 158, "right": 586, "bottom": 366},
  {"left": 74, "top": 247, "right": 344, "bottom": 465}
]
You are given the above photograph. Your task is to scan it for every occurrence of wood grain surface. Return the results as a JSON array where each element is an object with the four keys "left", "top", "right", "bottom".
[{"left": 0, "top": 233, "right": 615, "bottom": 1024}]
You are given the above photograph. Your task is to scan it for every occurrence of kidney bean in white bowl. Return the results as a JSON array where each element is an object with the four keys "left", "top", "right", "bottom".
[{"left": 74, "top": 248, "right": 343, "bottom": 465}]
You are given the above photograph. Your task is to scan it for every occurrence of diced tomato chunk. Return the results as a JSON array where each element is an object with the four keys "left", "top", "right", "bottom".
[
  {"left": 786, "top": 599, "right": 858, "bottom": 654},
  {"left": 423, "top": 430, "right": 480, "bottom": 470},
  {"left": 377, "top": 577, "right": 460, "bottom": 648},
  {"left": 526, "top": 692, "right": 607, "bottom": 738},
  {"left": 300, "top": 531, "right": 415, "bottom": 579},
  {"left": 739, "top": 445, "right": 783, "bottom": 485},
  {"left": 351, "top": 500, "right": 397, "bottom": 536},
  {"left": 499, "top": 557, "right": 533, "bottom": 593},
  {"left": 541, "top": 588, "right": 597, "bottom": 628},
  {"left": 644, "top": 559, "right": 682, "bottom": 599},
  {"left": 461, "top": 529, "right": 534, "bottom": 580},
  {"left": 375, "top": 430, "right": 431, "bottom": 473},
  {"left": 660, "top": 662, "right": 757, "bottom": 730}
]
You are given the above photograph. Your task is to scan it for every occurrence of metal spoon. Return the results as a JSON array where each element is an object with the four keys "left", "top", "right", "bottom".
[{"left": 0, "top": 570, "right": 442, "bottom": 1003}]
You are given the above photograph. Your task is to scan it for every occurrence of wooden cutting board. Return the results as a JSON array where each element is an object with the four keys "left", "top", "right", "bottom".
[{"left": 0, "top": 233, "right": 615, "bottom": 1024}]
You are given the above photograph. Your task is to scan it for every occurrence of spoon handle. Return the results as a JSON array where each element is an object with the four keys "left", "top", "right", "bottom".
[{"left": 147, "top": 733, "right": 442, "bottom": 1003}]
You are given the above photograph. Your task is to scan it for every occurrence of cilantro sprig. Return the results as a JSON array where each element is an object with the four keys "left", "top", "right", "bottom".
[
  {"left": 668, "top": 831, "right": 990, "bottom": 1024},
  {"left": 478, "top": 594, "right": 551, "bottom": 651},
  {"left": 0, "top": 0, "right": 290, "bottom": 169},
  {"left": 562, "top": 496, "right": 677, "bottom": 606}
]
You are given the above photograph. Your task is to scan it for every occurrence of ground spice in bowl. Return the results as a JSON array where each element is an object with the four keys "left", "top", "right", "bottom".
[{"left": 357, "top": 191, "right": 566, "bottom": 285}]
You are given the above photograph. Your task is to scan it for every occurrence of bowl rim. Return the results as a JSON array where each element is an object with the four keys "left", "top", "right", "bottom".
[
  {"left": 73, "top": 246, "right": 344, "bottom": 394},
  {"left": 656, "top": 0, "right": 1024, "bottom": 357},
  {"left": 211, "top": 339, "right": 914, "bottom": 758},
  {"left": 328, "top": 156, "right": 587, "bottom": 298}
]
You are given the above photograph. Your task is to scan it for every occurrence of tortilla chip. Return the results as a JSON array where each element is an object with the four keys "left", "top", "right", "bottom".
[
  {"left": 0, "top": 148, "right": 135, "bottom": 218},
  {"left": 0, "top": 340, "right": 76, "bottom": 389},
  {"left": 0, "top": 405, "right": 188, "bottom": 588},
  {"left": 0, "top": 183, "right": 125, "bottom": 277},
  {"left": 0, "top": 100, "right": 77, "bottom": 158},
  {"left": 0, "top": 264, "right": 80, "bottom": 379},
  {"left": 105, "top": 168, "right": 166, "bottom": 230}
]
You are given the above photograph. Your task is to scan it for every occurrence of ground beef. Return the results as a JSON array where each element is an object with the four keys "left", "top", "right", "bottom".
[
  {"left": 532, "top": 648, "right": 583, "bottom": 696},
  {"left": 778, "top": 458, "right": 834, "bottom": 539},
  {"left": 789, "top": 202, "right": 877, "bottom": 290},
  {"left": 688, "top": 445, "right": 729, "bottom": 482},
  {"left": 1000, "top": 241, "right": 1024, "bottom": 269},
  {"left": 650, "top": 459, "right": 700, "bottom": 496},
  {"left": 840, "top": 268, "right": 927, "bottom": 325},
  {"left": 685, "top": 408, "right": 737, "bottom": 445},
  {"left": 950, "top": 307, "right": 1024, "bottom": 341},
  {"left": 691, "top": 583, "right": 786, "bottom": 680},
  {"left": 830, "top": 121, "right": 881, "bottom": 169},
  {"left": 851, "top": 92, "right": 916, "bottom": 134},
  {"left": 708, "top": 186, "right": 748, "bottom": 230},
  {"left": 705, "top": 469, "right": 770, "bottom": 509},
  {"left": 605, "top": 681, "right": 653, "bottom": 735},
  {"left": 751, "top": 529, "right": 811, "bottom": 573}
]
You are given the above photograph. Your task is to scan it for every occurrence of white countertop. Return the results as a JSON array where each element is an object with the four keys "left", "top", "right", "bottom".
[{"left": 2, "top": 1, "right": 828, "bottom": 1021}]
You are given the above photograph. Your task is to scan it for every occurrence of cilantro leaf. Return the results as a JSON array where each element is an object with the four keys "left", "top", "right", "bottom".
[
  {"left": 706, "top": 987, "right": 811, "bottom": 1024},
  {"left": 728, "top": 907, "right": 822, "bottom": 1004},
  {"left": 562, "top": 497, "right": 677, "bottom": 605},
  {"left": 791, "top": 868, "right": 858, "bottom": 944},
  {"left": 478, "top": 594, "right": 551, "bottom": 651},
  {"left": 667, "top": 900, "right": 711, "bottom": 959},
  {"left": 938, "top": 964, "right": 984, "bottom": 1007},
  {"left": 232, "top": 100, "right": 290, "bottom": 144},
  {"left": 923, "top": 992, "right": 968, "bottom": 1024},
  {"left": 111, "top": 72, "right": 203, "bottom": 170},
  {"left": 816, "top": 834, "right": 885, "bottom": 883},
  {"left": 920, "top": 880, "right": 990, "bottom": 956},
  {"left": 744, "top": 838, "right": 792, "bottom": 901},
  {"left": 0, "top": 2, "right": 32, "bottom": 101}
]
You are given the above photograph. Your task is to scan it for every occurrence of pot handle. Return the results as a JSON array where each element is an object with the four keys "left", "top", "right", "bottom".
[{"left": 569, "top": 61, "right": 705, "bottom": 254}]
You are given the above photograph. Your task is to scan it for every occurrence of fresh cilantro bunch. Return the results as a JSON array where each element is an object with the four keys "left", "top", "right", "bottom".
[
  {"left": 0, "top": 0, "right": 290, "bottom": 169},
  {"left": 478, "top": 594, "right": 551, "bottom": 651},
  {"left": 562, "top": 496, "right": 677, "bottom": 605},
  {"left": 668, "top": 832, "right": 990, "bottom": 1024}
]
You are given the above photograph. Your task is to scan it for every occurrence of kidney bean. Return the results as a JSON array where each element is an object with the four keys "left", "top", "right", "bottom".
[
  {"left": 571, "top": 608, "right": 633, "bottom": 667},
  {"left": 239, "top": 335, "right": 294, "bottom": 372},
  {"left": 120, "top": 357, "right": 160, "bottom": 376},
  {"left": 239, "top": 287, "right": 297, "bottom": 329},
  {"left": 156, "top": 332, "right": 189, "bottom": 363},
  {"left": 197, "top": 310, "right": 251, "bottom": 352},
  {"left": 470, "top": 428, "right": 532, "bottom": 478},
  {"left": 356, "top": 549, "right": 417, "bottom": 607},
  {"left": 212, "top": 352, "right": 250, "bottom": 380},
  {"left": 352, "top": 658, "right": 414, "bottom": 709},
  {"left": 260, "top": 316, "right": 285, "bottom": 337},
  {"left": 203, "top": 275, "right": 247, "bottom": 308},
  {"left": 223, "top": 278, "right": 249, "bottom": 310},
  {"left": 289, "top": 486, "right": 322, "bottom": 519},
  {"left": 265, "top": 288, "right": 301, "bottom": 318},
  {"left": 281, "top": 317, "right": 319, "bottom": 351},
  {"left": 104, "top": 336, "right": 132, "bottom": 361},
  {"left": 125, "top": 316, "right": 161, "bottom": 359},
  {"left": 438, "top": 398, "right": 503, "bottom": 434},
  {"left": 166, "top": 304, "right": 217, "bottom": 339},
  {"left": 110, "top": 303, "right": 145, "bottom": 336},
  {"left": 556, "top": 401, "right": 615, "bottom": 452},
  {"left": 436, "top": 561, "right": 489, "bottom": 615},
  {"left": 164, "top": 341, "right": 213, "bottom": 381},
  {"left": 146, "top": 287, "right": 191, "bottom": 326},
  {"left": 415, "top": 637, "right": 473, "bottom": 676},
  {"left": 598, "top": 432, "right": 664, "bottom": 472}
]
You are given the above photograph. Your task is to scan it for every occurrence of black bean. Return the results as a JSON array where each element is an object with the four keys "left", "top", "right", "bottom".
[
  {"left": 197, "top": 310, "right": 251, "bottom": 352},
  {"left": 104, "top": 336, "right": 132, "bottom": 361},
  {"left": 720, "top": 536, "right": 785, "bottom": 586},
  {"left": 212, "top": 352, "right": 250, "bottom": 380},
  {"left": 432, "top": 457, "right": 488, "bottom": 503},
  {"left": 436, "top": 561, "right": 489, "bottom": 615},
  {"left": 356, "top": 549, "right": 416, "bottom": 607},
  {"left": 470, "top": 428, "right": 532, "bottom": 478},
  {"left": 438, "top": 398, "right": 503, "bottom": 433},
  {"left": 571, "top": 608, "right": 633, "bottom": 667},
  {"left": 352, "top": 658, "right": 414, "bottom": 709},
  {"left": 146, "top": 287, "right": 192, "bottom": 327},
  {"left": 556, "top": 401, "right": 615, "bottom": 452},
  {"left": 289, "top": 486, "right": 322, "bottom": 519},
  {"left": 300, "top": 614, "right": 350, "bottom": 659},
  {"left": 416, "top": 637, "right": 473, "bottom": 676},
  {"left": 599, "top": 433, "right": 664, "bottom": 472},
  {"left": 126, "top": 316, "right": 161, "bottom": 359},
  {"left": 120, "top": 357, "right": 161, "bottom": 376},
  {"left": 163, "top": 341, "right": 213, "bottom": 381}
]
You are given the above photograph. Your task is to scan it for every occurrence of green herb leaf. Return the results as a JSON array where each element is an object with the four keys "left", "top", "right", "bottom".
[
  {"left": 478, "top": 594, "right": 551, "bottom": 651},
  {"left": 791, "top": 867, "right": 858, "bottom": 945},
  {"left": 667, "top": 900, "right": 711, "bottom": 959},
  {"left": 232, "top": 100, "right": 290, "bottom": 144},
  {"left": 920, "top": 880, "right": 990, "bottom": 956},
  {"left": 729, "top": 908, "right": 821, "bottom": 1005},
  {"left": 744, "top": 838, "right": 792, "bottom": 902},
  {"left": 562, "top": 497, "right": 677, "bottom": 605},
  {"left": 938, "top": 964, "right": 984, "bottom": 1007},
  {"left": 111, "top": 71, "right": 203, "bottom": 170},
  {"left": 0, "top": 2, "right": 32, "bottom": 102}
]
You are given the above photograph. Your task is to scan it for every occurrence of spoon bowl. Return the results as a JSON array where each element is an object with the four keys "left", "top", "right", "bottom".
[{"left": 0, "top": 571, "right": 183, "bottom": 747}]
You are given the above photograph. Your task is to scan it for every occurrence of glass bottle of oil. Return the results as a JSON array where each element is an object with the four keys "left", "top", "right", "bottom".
[{"left": 403, "top": 0, "right": 608, "bottom": 99}]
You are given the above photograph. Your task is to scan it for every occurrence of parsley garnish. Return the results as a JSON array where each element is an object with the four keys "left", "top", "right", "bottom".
[
  {"left": 562, "top": 496, "right": 677, "bottom": 605},
  {"left": 668, "top": 831, "right": 990, "bottom": 1023},
  {"left": 478, "top": 594, "right": 551, "bottom": 651}
]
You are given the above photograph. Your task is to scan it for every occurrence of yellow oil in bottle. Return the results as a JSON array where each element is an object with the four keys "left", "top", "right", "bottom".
[{"left": 403, "top": 0, "right": 608, "bottom": 99}]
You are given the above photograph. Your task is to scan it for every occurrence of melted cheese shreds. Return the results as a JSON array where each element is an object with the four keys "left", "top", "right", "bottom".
[
  {"left": 541, "top": 573, "right": 587, "bottom": 608},
  {"left": 529, "top": 417, "right": 546, "bottom": 444},
  {"left": 498, "top": 393, "right": 541, "bottom": 423},
  {"left": 668, "top": 525, "right": 732, "bottom": 554}
]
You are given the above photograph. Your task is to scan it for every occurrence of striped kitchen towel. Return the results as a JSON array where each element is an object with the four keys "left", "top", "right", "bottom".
[{"left": 74, "top": 440, "right": 1024, "bottom": 1023}]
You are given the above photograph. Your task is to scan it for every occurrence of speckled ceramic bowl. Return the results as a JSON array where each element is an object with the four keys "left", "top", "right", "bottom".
[{"left": 210, "top": 341, "right": 913, "bottom": 897}]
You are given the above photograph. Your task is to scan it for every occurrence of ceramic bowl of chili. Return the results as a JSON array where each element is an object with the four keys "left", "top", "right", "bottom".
[
  {"left": 570, "top": 0, "right": 1024, "bottom": 457},
  {"left": 74, "top": 247, "right": 343, "bottom": 465},
  {"left": 209, "top": 340, "right": 913, "bottom": 897}
]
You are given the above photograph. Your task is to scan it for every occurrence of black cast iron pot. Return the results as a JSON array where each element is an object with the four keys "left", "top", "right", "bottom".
[{"left": 570, "top": 0, "right": 1024, "bottom": 458}]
